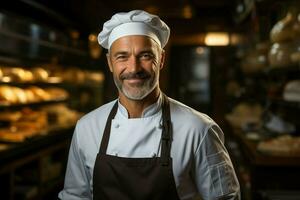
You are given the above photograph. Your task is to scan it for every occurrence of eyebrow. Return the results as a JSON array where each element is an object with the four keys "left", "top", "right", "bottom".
[
  {"left": 139, "top": 50, "right": 154, "bottom": 55},
  {"left": 112, "top": 49, "right": 155, "bottom": 58}
]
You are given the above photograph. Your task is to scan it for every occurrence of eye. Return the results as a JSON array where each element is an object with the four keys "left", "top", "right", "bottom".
[
  {"left": 115, "top": 55, "right": 128, "bottom": 61},
  {"left": 140, "top": 53, "right": 153, "bottom": 60}
]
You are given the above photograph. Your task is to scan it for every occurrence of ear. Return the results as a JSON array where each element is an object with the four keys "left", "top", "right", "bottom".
[
  {"left": 106, "top": 53, "right": 113, "bottom": 72},
  {"left": 159, "top": 49, "right": 165, "bottom": 70}
]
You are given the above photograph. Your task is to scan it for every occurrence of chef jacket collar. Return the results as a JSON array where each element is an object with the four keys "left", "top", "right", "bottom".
[{"left": 117, "top": 92, "right": 163, "bottom": 118}]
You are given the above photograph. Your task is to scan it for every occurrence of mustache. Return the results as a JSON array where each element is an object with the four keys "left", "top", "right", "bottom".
[{"left": 120, "top": 71, "right": 151, "bottom": 80}]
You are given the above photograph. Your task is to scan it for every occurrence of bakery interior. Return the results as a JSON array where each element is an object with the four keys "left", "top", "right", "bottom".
[{"left": 0, "top": 0, "right": 300, "bottom": 199}]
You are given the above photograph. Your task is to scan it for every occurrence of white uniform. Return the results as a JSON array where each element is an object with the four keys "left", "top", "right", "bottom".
[{"left": 59, "top": 94, "right": 240, "bottom": 200}]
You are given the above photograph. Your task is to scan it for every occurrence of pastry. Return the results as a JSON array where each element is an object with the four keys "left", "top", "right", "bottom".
[
  {"left": 31, "top": 67, "right": 49, "bottom": 82},
  {"left": 45, "top": 87, "right": 69, "bottom": 100},
  {"left": 0, "top": 85, "right": 18, "bottom": 105},
  {"left": 12, "top": 87, "right": 27, "bottom": 104},
  {"left": 28, "top": 86, "right": 51, "bottom": 101},
  {"left": 257, "top": 135, "right": 300, "bottom": 156}
]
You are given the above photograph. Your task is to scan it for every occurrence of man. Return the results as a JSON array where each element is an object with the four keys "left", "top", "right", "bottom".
[{"left": 59, "top": 10, "right": 240, "bottom": 200}]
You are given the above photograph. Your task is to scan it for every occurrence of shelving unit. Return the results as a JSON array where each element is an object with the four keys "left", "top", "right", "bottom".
[
  {"left": 224, "top": 1, "right": 300, "bottom": 198},
  {"left": 226, "top": 62, "right": 300, "bottom": 198},
  {"left": 0, "top": 7, "right": 104, "bottom": 200},
  {"left": 0, "top": 127, "right": 73, "bottom": 200}
]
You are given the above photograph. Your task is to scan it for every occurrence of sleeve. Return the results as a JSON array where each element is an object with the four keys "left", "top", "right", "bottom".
[
  {"left": 58, "top": 124, "right": 92, "bottom": 200},
  {"left": 193, "top": 124, "right": 241, "bottom": 200}
]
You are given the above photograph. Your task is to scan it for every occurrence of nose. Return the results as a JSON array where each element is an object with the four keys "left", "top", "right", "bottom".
[{"left": 127, "top": 56, "right": 141, "bottom": 73}]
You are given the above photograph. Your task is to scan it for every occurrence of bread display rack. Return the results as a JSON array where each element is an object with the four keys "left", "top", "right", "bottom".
[
  {"left": 0, "top": 9, "right": 104, "bottom": 200},
  {"left": 224, "top": 2, "right": 300, "bottom": 199}
]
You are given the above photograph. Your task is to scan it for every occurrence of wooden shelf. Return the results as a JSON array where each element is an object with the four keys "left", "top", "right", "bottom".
[
  {"left": 0, "top": 99, "right": 68, "bottom": 111},
  {"left": 0, "top": 126, "right": 73, "bottom": 171},
  {"left": 0, "top": 81, "right": 103, "bottom": 89},
  {"left": 264, "top": 65, "right": 300, "bottom": 78}
]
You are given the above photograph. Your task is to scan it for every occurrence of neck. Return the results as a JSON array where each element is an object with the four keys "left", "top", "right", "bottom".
[{"left": 119, "top": 88, "right": 160, "bottom": 118}]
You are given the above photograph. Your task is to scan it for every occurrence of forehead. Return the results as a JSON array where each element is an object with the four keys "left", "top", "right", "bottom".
[{"left": 110, "top": 35, "right": 159, "bottom": 52}]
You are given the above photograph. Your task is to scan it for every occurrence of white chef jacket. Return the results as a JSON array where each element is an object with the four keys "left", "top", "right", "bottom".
[{"left": 59, "top": 94, "right": 240, "bottom": 200}]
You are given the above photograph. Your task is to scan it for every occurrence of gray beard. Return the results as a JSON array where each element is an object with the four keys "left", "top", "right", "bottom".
[{"left": 113, "top": 74, "right": 158, "bottom": 100}]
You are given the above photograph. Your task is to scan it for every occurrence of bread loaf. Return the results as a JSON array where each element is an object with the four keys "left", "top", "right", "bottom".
[
  {"left": 28, "top": 86, "right": 51, "bottom": 101},
  {"left": 31, "top": 67, "right": 49, "bottom": 82},
  {"left": 45, "top": 87, "right": 69, "bottom": 100},
  {"left": 0, "top": 86, "right": 18, "bottom": 105}
]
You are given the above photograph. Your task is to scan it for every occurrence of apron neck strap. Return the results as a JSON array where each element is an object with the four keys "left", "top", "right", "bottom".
[
  {"left": 100, "top": 101, "right": 118, "bottom": 154},
  {"left": 160, "top": 94, "right": 172, "bottom": 166}
]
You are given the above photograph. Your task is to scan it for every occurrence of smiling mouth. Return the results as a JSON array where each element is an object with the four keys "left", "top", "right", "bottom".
[{"left": 125, "top": 78, "right": 146, "bottom": 85}]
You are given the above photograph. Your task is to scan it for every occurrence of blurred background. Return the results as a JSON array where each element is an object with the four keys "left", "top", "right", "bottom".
[{"left": 0, "top": 0, "right": 300, "bottom": 199}]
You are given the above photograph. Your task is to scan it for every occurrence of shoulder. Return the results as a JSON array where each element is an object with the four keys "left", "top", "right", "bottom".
[
  {"left": 168, "top": 97, "right": 215, "bottom": 130},
  {"left": 76, "top": 100, "right": 117, "bottom": 130},
  {"left": 167, "top": 97, "right": 223, "bottom": 157},
  {"left": 71, "top": 100, "right": 117, "bottom": 153}
]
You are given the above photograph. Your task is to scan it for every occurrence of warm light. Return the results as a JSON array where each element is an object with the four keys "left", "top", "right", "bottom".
[
  {"left": 145, "top": 6, "right": 159, "bottom": 15},
  {"left": 204, "top": 32, "right": 229, "bottom": 46},
  {"left": 70, "top": 30, "right": 80, "bottom": 40},
  {"left": 183, "top": 5, "right": 193, "bottom": 19},
  {"left": 2, "top": 76, "right": 11, "bottom": 82},
  {"left": 88, "top": 34, "right": 97, "bottom": 42},
  {"left": 196, "top": 47, "right": 205, "bottom": 55},
  {"left": 88, "top": 33, "right": 102, "bottom": 59},
  {"left": 230, "top": 33, "right": 245, "bottom": 45}
]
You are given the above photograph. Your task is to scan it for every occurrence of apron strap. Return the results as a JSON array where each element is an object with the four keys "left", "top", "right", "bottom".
[
  {"left": 100, "top": 101, "right": 118, "bottom": 154},
  {"left": 160, "top": 94, "right": 172, "bottom": 166}
]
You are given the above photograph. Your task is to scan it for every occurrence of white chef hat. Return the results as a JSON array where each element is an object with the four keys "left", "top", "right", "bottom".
[{"left": 98, "top": 10, "right": 170, "bottom": 49}]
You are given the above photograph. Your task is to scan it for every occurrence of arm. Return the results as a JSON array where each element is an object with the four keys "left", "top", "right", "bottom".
[
  {"left": 58, "top": 125, "right": 92, "bottom": 200},
  {"left": 194, "top": 124, "right": 240, "bottom": 200}
]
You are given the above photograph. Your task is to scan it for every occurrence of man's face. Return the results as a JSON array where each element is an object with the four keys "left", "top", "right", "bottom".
[{"left": 107, "top": 35, "right": 164, "bottom": 100}]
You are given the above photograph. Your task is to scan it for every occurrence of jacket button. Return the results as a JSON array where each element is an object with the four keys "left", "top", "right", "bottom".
[
  {"left": 114, "top": 124, "right": 120, "bottom": 128},
  {"left": 158, "top": 122, "right": 163, "bottom": 129}
]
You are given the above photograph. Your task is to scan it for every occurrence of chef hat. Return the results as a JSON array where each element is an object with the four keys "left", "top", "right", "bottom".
[{"left": 98, "top": 10, "right": 170, "bottom": 49}]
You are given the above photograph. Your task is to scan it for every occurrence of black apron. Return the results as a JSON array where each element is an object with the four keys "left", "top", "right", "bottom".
[{"left": 93, "top": 95, "right": 180, "bottom": 200}]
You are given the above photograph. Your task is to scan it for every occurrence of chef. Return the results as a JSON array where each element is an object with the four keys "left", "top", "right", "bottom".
[{"left": 59, "top": 10, "right": 240, "bottom": 200}]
